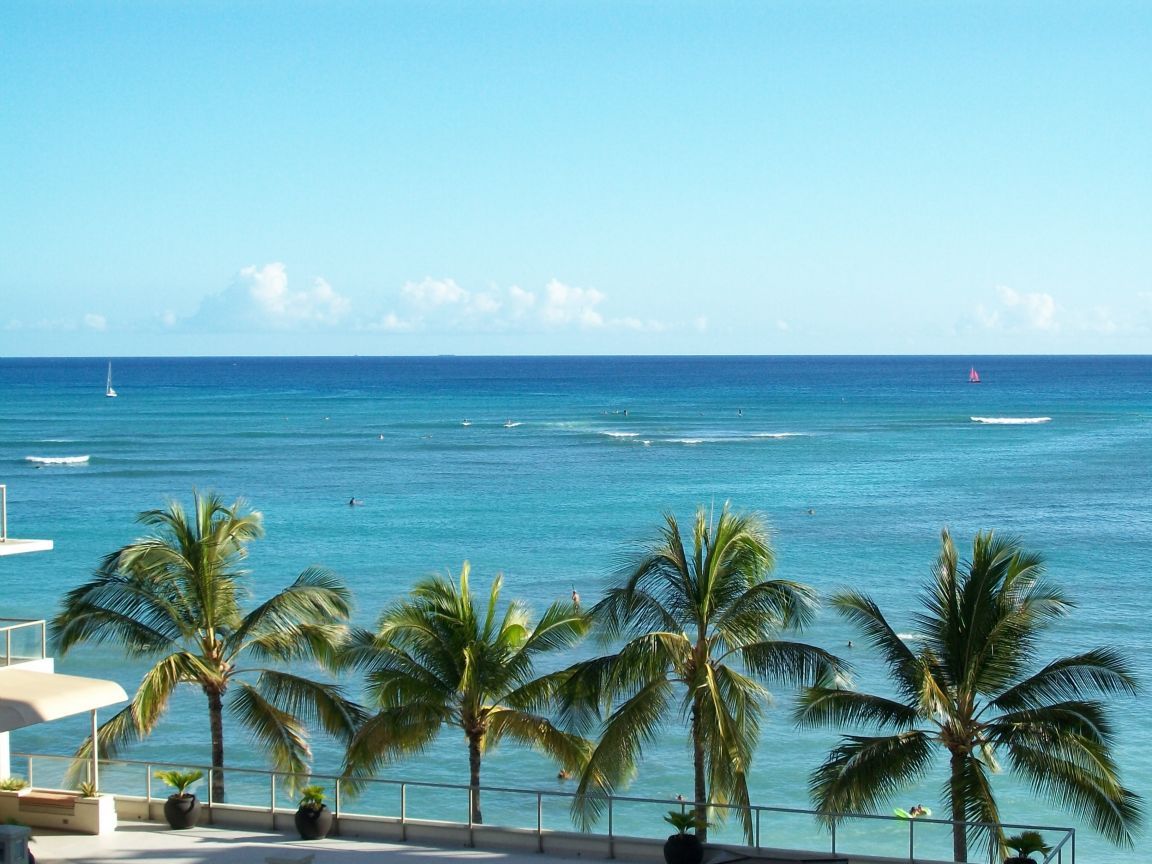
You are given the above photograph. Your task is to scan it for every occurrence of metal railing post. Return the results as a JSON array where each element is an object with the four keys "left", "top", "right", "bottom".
[
  {"left": 467, "top": 786, "right": 475, "bottom": 848},
  {"left": 270, "top": 773, "right": 277, "bottom": 828},
  {"left": 26, "top": 755, "right": 33, "bottom": 788},
  {"left": 401, "top": 782, "right": 408, "bottom": 841},
  {"left": 537, "top": 791, "right": 544, "bottom": 853},
  {"left": 831, "top": 820, "right": 837, "bottom": 855},
  {"left": 39, "top": 621, "right": 46, "bottom": 660},
  {"left": 755, "top": 807, "right": 761, "bottom": 850},
  {"left": 146, "top": 764, "right": 153, "bottom": 803},
  {"left": 334, "top": 777, "right": 341, "bottom": 836},
  {"left": 908, "top": 817, "right": 914, "bottom": 863},
  {"left": 607, "top": 793, "right": 615, "bottom": 859}
]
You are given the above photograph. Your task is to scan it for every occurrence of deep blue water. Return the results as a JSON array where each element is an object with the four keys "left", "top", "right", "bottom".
[{"left": 1, "top": 356, "right": 1149, "bottom": 862}]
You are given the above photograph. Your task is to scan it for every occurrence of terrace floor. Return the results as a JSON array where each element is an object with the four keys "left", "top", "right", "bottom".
[{"left": 30, "top": 822, "right": 558, "bottom": 864}]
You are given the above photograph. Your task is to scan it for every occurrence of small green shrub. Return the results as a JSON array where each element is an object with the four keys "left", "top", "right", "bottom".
[
  {"left": 663, "top": 810, "right": 707, "bottom": 835},
  {"left": 78, "top": 781, "right": 99, "bottom": 797},
  {"left": 1005, "top": 831, "right": 1051, "bottom": 860},
  {"left": 298, "top": 785, "right": 326, "bottom": 811},
  {"left": 154, "top": 769, "right": 203, "bottom": 797},
  {"left": 0, "top": 777, "right": 29, "bottom": 792}
]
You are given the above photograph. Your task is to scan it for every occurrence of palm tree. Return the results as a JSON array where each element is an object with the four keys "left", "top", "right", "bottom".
[
  {"left": 562, "top": 504, "right": 842, "bottom": 843},
  {"left": 796, "top": 529, "right": 1142, "bottom": 862},
  {"left": 341, "top": 562, "right": 590, "bottom": 824},
  {"left": 51, "top": 491, "right": 362, "bottom": 803}
]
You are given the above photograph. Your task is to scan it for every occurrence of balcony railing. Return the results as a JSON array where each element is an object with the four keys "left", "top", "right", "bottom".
[
  {"left": 12, "top": 751, "right": 1074, "bottom": 864},
  {"left": 0, "top": 619, "right": 47, "bottom": 666}
]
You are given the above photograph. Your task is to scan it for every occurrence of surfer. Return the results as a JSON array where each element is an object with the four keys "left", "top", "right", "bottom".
[{"left": 349, "top": 497, "right": 363, "bottom": 507}]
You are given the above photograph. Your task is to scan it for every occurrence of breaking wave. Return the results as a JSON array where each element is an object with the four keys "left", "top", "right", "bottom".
[
  {"left": 970, "top": 417, "right": 1051, "bottom": 425},
  {"left": 25, "top": 455, "right": 91, "bottom": 465}
]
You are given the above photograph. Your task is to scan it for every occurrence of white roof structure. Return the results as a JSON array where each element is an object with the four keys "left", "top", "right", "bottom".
[
  {"left": 0, "top": 537, "right": 54, "bottom": 556},
  {"left": 0, "top": 668, "right": 127, "bottom": 734}
]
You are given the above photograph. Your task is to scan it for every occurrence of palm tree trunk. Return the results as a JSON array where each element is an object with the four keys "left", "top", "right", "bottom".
[
  {"left": 949, "top": 750, "right": 968, "bottom": 863},
  {"left": 691, "top": 694, "right": 708, "bottom": 844},
  {"left": 208, "top": 687, "right": 226, "bottom": 803},
  {"left": 468, "top": 731, "right": 483, "bottom": 824}
]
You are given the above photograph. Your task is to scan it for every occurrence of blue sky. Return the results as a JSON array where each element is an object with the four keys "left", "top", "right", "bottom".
[{"left": 1, "top": 1, "right": 1148, "bottom": 356}]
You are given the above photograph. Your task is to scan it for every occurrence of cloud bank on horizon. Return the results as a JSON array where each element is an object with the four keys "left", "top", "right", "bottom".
[
  {"left": 171, "top": 264, "right": 678, "bottom": 337},
  {"left": 3, "top": 263, "right": 1148, "bottom": 354}
]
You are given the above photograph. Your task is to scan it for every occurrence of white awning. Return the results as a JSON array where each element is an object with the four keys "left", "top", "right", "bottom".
[{"left": 0, "top": 668, "right": 127, "bottom": 733}]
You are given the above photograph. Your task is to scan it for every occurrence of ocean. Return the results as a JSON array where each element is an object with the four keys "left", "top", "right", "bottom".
[{"left": 1, "top": 356, "right": 1149, "bottom": 862}]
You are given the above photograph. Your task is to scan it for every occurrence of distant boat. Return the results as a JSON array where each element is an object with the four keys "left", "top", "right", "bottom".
[
  {"left": 969, "top": 366, "right": 981, "bottom": 384},
  {"left": 105, "top": 362, "right": 118, "bottom": 397},
  {"left": 461, "top": 419, "right": 472, "bottom": 427}
]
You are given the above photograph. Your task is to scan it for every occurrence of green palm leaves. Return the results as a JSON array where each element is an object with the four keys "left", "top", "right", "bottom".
[
  {"left": 797, "top": 529, "right": 1142, "bottom": 862},
  {"left": 342, "top": 562, "right": 590, "bottom": 823},
  {"left": 50, "top": 491, "right": 361, "bottom": 802},
  {"left": 565, "top": 504, "right": 841, "bottom": 843}
]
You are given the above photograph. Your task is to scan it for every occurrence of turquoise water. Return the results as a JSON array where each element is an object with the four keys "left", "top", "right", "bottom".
[{"left": 2, "top": 356, "right": 1149, "bottom": 862}]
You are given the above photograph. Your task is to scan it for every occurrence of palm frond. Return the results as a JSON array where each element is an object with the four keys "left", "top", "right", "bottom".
[
  {"left": 572, "top": 678, "right": 674, "bottom": 827},
  {"left": 245, "top": 668, "right": 368, "bottom": 741},
  {"left": 1005, "top": 738, "right": 1142, "bottom": 846},
  {"left": 341, "top": 704, "right": 447, "bottom": 788},
  {"left": 231, "top": 566, "right": 352, "bottom": 662},
  {"left": 485, "top": 707, "right": 593, "bottom": 773},
  {"left": 737, "top": 640, "right": 846, "bottom": 688},
  {"left": 229, "top": 681, "right": 311, "bottom": 777},
  {"left": 810, "top": 731, "right": 935, "bottom": 821},
  {"left": 832, "top": 591, "right": 921, "bottom": 697},
  {"left": 992, "top": 649, "right": 1139, "bottom": 712},
  {"left": 795, "top": 687, "right": 918, "bottom": 731}
]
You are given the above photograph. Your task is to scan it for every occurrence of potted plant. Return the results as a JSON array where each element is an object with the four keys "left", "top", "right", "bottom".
[
  {"left": 155, "top": 769, "right": 204, "bottom": 829},
  {"left": 294, "top": 784, "right": 334, "bottom": 840},
  {"left": 663, "top": 810, "right": 706, "bottom": 864},
  {"left": 1004, "top": 831, "right": 1052, "bottom": 864},
  {"left": 78, "top": 781, "right": 99, "bottom": 798},
  {"left": 0, "top": 776, "right": 29, "bottom": 793}
]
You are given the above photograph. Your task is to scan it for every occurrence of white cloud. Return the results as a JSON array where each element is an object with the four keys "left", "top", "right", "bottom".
[
  {"left": 82, "top": 313, "right": 107, "bottom": 331},
  {"left": 375, "top": 276, "right": 682, "bottom": 335},
  {"left": 541, "top": 279, "right": 605, "bottom": 328},
  {"left": 974, "top": 286, "right": 1060, "bottom": 333},
  {"left": 401, "top": 277, "right": 470, "bottom": 309},
  {"left": 186, "top": 263, "right": 350, "bottom": 331}
]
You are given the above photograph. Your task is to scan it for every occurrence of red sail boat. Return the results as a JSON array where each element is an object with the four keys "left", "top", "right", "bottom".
[{"left": 969, "top": 366, "right": 981, "bottom": 384}]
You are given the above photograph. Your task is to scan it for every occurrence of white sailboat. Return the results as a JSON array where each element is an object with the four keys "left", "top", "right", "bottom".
[{"left": 105, "top": 362, "right": 118, "bottom": 398}]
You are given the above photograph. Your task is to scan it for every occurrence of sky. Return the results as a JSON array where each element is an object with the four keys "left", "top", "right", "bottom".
[{"left": 1, "top": 0, "right": 1149, "bottom": 356}]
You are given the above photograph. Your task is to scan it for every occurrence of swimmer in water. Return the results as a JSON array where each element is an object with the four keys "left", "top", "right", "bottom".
[{"left": 571, "top": 588, "right": 581, "bottom": 608}]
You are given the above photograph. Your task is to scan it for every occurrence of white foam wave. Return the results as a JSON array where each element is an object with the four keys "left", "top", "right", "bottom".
[
  {"left": 971, "top": 416, "right": 1051, "bottom": 425},
  {"left": 503, "top": 421, "right": 522, "bottom": 428},
  {"left": 26, "top": 455, "right": 90, "bottom": 465},
  {"left": 600, "top": 430, "right": 640, "bottom": 439},
  {"left": 897, "top": 632, "right": 925, "bottom": 642},
  {"left": 663, "top": 432, "right": 804, "bottom": 445}
]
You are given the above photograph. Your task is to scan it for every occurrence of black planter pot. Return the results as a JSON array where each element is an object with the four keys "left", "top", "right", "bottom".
[
  {"left": 163, "top": 794, "right": 202, "bottom": 829},
  {"left": 295, "top": 804, "right": 334, "bottom": 840},
  {"left": 1004, "top": 858, "right": 1036, "bottom": 864},
  {"left": 664, "top": 832, "right": 703, "bottom": 864}
]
